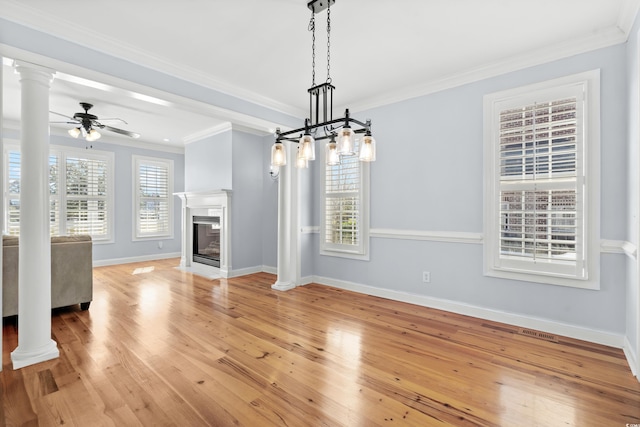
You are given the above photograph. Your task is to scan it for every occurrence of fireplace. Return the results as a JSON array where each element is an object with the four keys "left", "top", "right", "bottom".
[
  {"left": 193, "top": 216, "right": 220, "bottom": 267},
  {"left": 174, "top": 190, "right": 231, "bottom": 278}
]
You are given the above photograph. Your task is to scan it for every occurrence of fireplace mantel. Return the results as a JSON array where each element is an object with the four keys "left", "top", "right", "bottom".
[{"left": 174, "top": 190, "right": 231, "bottom": 278}]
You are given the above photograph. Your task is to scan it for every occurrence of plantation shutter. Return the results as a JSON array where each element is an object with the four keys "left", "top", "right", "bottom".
[
  {"left": 7, "top": 150, "right": 21, "bottom": 235},
  {"left": 135, "top": 157, "right": 171, "bottom": 238},
  {"left": 6, "top": 150, "right": 60, "bottom": 236},
  {"left": 65, "top": 156, "right": 109, "bottom": 237},
  {"left": 324, "top": 147, "right": 361, "bottom": 249},
  {"left": 497, "top": 92, "right": 585, "bottom": 278}
]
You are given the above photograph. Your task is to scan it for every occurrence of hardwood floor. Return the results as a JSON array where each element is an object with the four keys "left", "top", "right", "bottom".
[{"left": 1, "top": 258, "right": 639, "bottom": 426}]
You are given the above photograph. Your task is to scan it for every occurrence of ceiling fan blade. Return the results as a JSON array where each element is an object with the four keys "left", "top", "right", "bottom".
[
  {"left": 102, "top": 125, "right": 140, "bottom": 139},
  {"left": 96, "top": 117, "right": 128, "bottom": 124},
  {"left": 49, "top": 111, "right": 75, "bottom": 120},
  {"left": 49, "top": 121, "right": 80, "bottom": 124}
]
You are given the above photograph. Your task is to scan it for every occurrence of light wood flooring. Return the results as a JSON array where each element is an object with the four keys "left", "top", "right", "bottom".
[{"left": 1, "top": 258, "right": 639, "bottom": 426}]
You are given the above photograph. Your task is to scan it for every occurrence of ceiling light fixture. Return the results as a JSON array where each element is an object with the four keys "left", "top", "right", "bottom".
[{"left": 271, "top": 0, "right": 376, "bottom": 168}]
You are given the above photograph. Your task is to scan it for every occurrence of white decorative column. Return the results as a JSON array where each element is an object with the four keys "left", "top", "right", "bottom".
[
  {"left": 11, "top": 61, "right": 59, "bottom": 369},
  {"left": 272, "top": 140, "right": 299, "bottom": 291}
]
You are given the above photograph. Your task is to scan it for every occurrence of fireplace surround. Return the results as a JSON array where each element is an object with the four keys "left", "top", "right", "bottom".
[{"left": 174, "top": 190, "right": 231, "bottom": 278}]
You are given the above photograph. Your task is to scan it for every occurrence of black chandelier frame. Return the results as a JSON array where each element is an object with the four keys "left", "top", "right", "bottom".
[{"left": 271, "top": 0, "right": 374, "bottom": 156}]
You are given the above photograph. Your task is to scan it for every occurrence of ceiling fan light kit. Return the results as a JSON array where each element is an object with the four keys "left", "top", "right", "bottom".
[
  {"left": 270, "top": 0, "right": 376, "bottom": 168},
  {"left": 51, "top": 101, "right": 140, "bottom": 147}
]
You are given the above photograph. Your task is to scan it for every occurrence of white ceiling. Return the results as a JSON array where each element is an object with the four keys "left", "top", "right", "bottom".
[{"left": 1, "top": 0, "right": 639, "bottom": 148}]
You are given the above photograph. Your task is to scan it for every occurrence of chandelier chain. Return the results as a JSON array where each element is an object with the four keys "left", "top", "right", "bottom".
[
  {"left": 309, "top": 10, "right": 316, "bottom": 86},
  {"left": 326, "top": 4, "right": 331, "bottom": 83}
]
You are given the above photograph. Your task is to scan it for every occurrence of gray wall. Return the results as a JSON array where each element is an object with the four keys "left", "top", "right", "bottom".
[
  {"left": 304, "top": 43, "right": 629, "bottom": 335},
  {"left": 184, "top": 129, "right": 268, "bottom": 272},
  {"left": 230, "top": 130, "right": 267, "bottom": 270},
  {"left": 184, "top": 131, "right": 232, "bottom": 191}
]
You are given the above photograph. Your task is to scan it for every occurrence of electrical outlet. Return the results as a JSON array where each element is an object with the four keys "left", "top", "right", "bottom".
[
  {"left": 422, "top": 271, "right": 431, "bottom": 283},
  {"left": 158, "top": 241, "right": 163, "bottom": 249}
]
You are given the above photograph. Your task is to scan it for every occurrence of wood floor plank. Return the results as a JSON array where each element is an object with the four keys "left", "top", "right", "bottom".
[{"left": 2, "top": 258, "right": 640, "bottom": 426}]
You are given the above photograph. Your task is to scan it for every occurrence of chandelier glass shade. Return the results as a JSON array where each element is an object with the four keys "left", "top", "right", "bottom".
[
  {"left": 336, "top": 126, "right": 355, "bottom": 156},
  {"left": 359, "top": 133, "right": 376, "bottom": 162},
  {"left": 299, "top": 133, "right": 316, "bottom": 161},
  {"left": 296, "top": 145, "right": 309, "bottom": 169},
  {"left": 271, "top": 142, "right": 287, "bottom": 166},
  {"left": 326, "top": 136, "right": 340, "bottom": 166},
  {"left": 270, "top": 0, "right": 376, "bottom": 169}
]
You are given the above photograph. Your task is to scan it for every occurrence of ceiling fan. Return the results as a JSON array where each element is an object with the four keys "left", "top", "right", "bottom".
[{"left": 50, "top": 102, "right": 141, "bottom": 144}]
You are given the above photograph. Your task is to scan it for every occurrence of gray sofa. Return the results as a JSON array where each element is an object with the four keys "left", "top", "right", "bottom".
[{"left": 2, "top": 235, "right": 93, "bottom": 317}]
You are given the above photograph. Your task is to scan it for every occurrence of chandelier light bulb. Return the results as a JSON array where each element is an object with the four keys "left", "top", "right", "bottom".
[
  {"left": 271, "top": 142, "right": 287, "bottom": 166},
  {"left": 337, "top": 126, "right": 356, "bottom": 155},
  {"left": 326, "top": 140, "right": 340, "bottom": 165},
  {"left": 296, "top": 145, "right": 309, "bottom": 168},
  {"left": 299, "top": 134, "right": 316, "bottom": 161},
  {"left": 359, "top": 134, "right": 376, "bottom": 162}
]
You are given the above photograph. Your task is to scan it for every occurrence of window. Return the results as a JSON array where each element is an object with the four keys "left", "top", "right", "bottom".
[
  {"left": 133, "top": 155, "right": 173, "bottom": 239},
  {"left": 320, "top": 140, "right": 370, "bottom": 259},
  {"left": 4, "top": 143, "right": 114, "bottom": 242},
  {"left": 483, "top": 70, "right": 600, "bottom": 289}
]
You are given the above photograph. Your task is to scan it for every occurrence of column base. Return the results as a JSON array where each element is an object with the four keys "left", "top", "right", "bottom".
[
  {"left": 11, "top": 339, "right": 59, "bottom": 370},
  {"left": 271, "top": 280, "right": 296, "bottom": 291}
]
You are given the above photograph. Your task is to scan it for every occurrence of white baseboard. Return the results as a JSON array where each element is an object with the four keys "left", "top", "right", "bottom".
[
  {"left": 312, "top": 275, "right": 625, "bottom": 349},
  {"left": 93, "top": 252, "right": 181, "bottom": 267},
  {"left": 262, "top": 265, "right": 277, "bottom": 275},
  {"left": 299, "top": 275, "right": 314, "bottom": 286},
  {"left": 228, "top": 265, "right": 264, "bottom": 278},
  {"left": 624, "top": 336, "right": 639, "bottom": 378}
]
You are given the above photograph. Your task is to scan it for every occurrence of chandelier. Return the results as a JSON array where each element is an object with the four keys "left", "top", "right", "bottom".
[{"left": 270, "top": 0, "right": 376, "bottom": 168}]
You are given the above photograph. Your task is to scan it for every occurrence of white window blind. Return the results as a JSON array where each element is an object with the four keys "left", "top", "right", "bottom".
[
  {"left": 498, "top": 97, "right": 581, "bottom": 271},
  {"left": 3, "top": 144, "right": 113, "bottom": 241},
  {"left": 65, "top": 156, "right": 109, "bottom": 237},
  {"left": 133, "top": 156, "right": 173, "bottom": 239},
  {"left": 325, "top": 152, "right": 361, "bottom": 246},
  {"left": 5, "top": 149, "right": 60, "bottom": 236},
  {"left": 6, "top": 150, "right": 21, "bottom": 236},
  {"left": 484, "top": 70, "right": 600, "bottom": 289},
  {"left": 321, "top": 141, "right": 370, "bottom": 259}
]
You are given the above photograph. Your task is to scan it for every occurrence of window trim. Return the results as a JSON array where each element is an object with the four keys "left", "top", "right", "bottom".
[
  {"left": 483, "top": 70, "right": 600, "bottom": 289},
  {"left": 4, "top": 141, "right": 115, "bottom": 243},
  {"left": 319, "top": 141, "right": 371, "bottom": 260},
  {"left": 132, "top": 155, "right": 174, "bottom": 241}
]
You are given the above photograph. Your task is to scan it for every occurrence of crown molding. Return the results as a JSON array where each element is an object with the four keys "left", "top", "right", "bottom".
[
  {"left": 48, "top": 126, "right": 186, "bottom": 154},
  {"left": 344, "top": 26, "right": 628, "bottom": 114},
  {"left": 618, "top": 0, "right": 640, "bottom": 35},
  {"left": 2, "top": 0, "right": 636, "bottom": 120},
  {"left": 183, "top": 122, "right": 272, "bottom": 145},
  {"left": 0, "top": 1, "right": 305, "bottom": 119},
  {"left": 183, "top": 123, "right": 233, "bottom": 145},
  {"left": 2, "top": 121, "right": 185, "bottom": 154},
  {"left": 1, "top": 43, "right": 290, "bottom": 135}
]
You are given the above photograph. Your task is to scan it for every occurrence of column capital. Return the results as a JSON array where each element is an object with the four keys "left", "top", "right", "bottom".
[{"left": 13, "top": 60, "right": 56, "bottom": 82}]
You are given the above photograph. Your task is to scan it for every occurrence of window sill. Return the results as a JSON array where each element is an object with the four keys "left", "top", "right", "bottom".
[
  {"left": 484, "top": 267, "right": 599, "bottom": 290},
  {"left": 320, "top": 248, "right": 370, "bottom": 261}
]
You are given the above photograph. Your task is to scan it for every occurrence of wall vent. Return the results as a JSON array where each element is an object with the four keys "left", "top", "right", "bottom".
[{"left": 517, "top": 328, "right": 559, "bottom": 342}]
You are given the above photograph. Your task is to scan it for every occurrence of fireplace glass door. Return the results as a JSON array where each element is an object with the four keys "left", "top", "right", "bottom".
[{"left": 193, "top": 216, "right": 221, "bottom": 267}]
